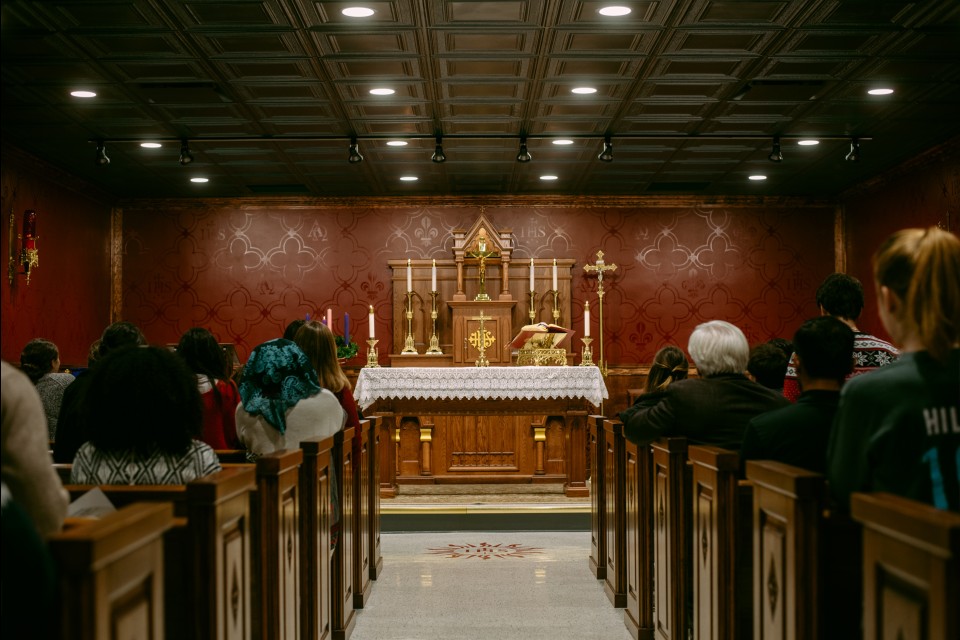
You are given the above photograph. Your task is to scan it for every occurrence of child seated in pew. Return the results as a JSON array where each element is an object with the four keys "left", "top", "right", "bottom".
[
  {"left": 176, "top": 327, "right": 242, "bottom": 450},
  {"left": 619, "top": 344, "right": 688, "bottom": 422},
  {"left": 70, "top": 346, "right": 222, "bottom": 484}
]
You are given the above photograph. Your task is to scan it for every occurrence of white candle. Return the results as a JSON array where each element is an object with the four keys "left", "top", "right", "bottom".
[
  {"left": 552, "top": 259, "right": 558, "bottom": 291},
  {"left": 407, "top": 258, "right": 412, "bottom": 292},
  {"left": 584, "top": 300, "right": 591, "bottom": 337},
  {"left": 529, "top": 258, "right": 535, "bottom": 291},
  {"left": 368, "top": 305, "right": 375, "bottom": 338},
  {"left": 326, "top": 308, "right": 332, "bottom": 330},
  {"left": 431, "top": 259, "right": 437, "bottom": 291}
]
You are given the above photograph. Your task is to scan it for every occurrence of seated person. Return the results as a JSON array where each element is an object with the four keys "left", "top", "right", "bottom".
[
  {"left": 746, "top": 342, "right": 790, "bottom": 392},
  {"left": 19, "top": 338, "right": 75, "bottom": 440},
  {"left": 176, "top": 327, "right": 242, "bottom": 450},
  {"left": 742, "top": 316, "right": 854, "bottom": 473},
  {"left": 235, "top": 339, "right": 346, "bottom": 457},
  {"left": 828, "top": 227, "right": 960, "bottom": 511},
  {"left": 619, "top": 345, "right": 688, "bottom": 422},
  {"left": 623, "top": 320, "right": 789, "bottom": 450},
  {"left": 293, "top": 321, "right": 361, "bottom": 433},
  {"left": 70, "top": 346, "right": 221, "bottom": 484}
]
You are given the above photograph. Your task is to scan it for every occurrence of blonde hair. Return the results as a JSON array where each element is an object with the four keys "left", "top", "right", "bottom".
[
  {"left": 873, "top": 227, "right": 960, "bottom": 361},
  {"left": 293, "top": 321, "right": 351, "bottom": 393}
]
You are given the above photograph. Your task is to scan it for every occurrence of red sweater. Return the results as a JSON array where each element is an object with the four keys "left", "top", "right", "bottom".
[{"left": 200, "top": 378, "right": 242, "bottom": 449}]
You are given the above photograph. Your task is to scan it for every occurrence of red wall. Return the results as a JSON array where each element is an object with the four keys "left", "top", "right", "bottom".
[
  {"left": 0, "top": 145, "right": 113, "bottom": 366},
  {"left": 118, "top": 199, "right": 837, "bottom": 365}
]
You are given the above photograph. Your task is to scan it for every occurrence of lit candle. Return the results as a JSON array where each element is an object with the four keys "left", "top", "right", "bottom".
[
  {"left": 529, "top": 258, "right": 535, "bottom": 291},
  {"left": 326, "top": 308, "right": 332, "bottom": 329},
  {"left": 552, "top": 259, "right": 558, "bottom": 291},
  {"left": 431, "top": 259, "right": 437, "bottom": 291},
  {"left": 344, "top": 313, "right": 350, "bottom": 343},
  {"left": 584, "top": 300, "right": 591, "bottom": 337},
  {"left": 368, "top": 305, "right": 375, "bottom": 338},
  {"left": 22, "top": 210, "right": 37, "bottom": 251},
  {"left": 407, "top": 258, "right": 412, "bottom": 292}
]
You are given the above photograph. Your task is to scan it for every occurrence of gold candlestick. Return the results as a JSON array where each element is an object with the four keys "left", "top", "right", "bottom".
[
  {"left": 365, "top": 338, "right": 380, "bottom": 368},
  {"left": 579, "top": 337, "right": 595, "bottom": 366},
  {"left": 551, "top": 290, "right": 561, "bottom": 324},
  {"left": 401, "top": 291, "right": 418, "bottom": 354},
  {"left": 426, "top": 290, "right": 443, "bottom": 354},
  {"left": 583, "top": 250, "right": 618, "bottom": 376},
  {"left": 528, "top": 290, "right": 538, "bottom": 323}
]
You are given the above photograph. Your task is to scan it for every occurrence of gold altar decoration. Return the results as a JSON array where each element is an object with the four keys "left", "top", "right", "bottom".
[
  {"left": 365, "top": 338, "right": 381, "bottom": 368},
  {"left": 465, "top": 228, "right": 499, "bottom": 301},
  {"left": 512, "top": 322, "right": 573, "bottom": 367},
  {"left": 469, "top": 310, "right": 494, "bottom": 367},
  {"left": 579, "top": 337, "right": 595, "bottom": 367},
  {"left": 426, "top": 290, "right": 442, "bottom": 354},
  {"left": 401, "top": 290, "right": 418, "bottom": 354},
  {"left": 583, "top": 250, "right": 617, "bottom": 375}
]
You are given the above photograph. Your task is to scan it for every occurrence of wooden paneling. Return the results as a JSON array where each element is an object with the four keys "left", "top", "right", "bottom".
[
  {"left": 623, "top": 434, "right": 654, "bottom": 640},
  {"left": 300, "top": 436, "right": 335, "bottom": 640},
  {"left": 651, "top": 438, "right": 690, "bottom": 640},
  {"left": 352, "top": 420, "right": 372, "bottom": 609},
  {"left": 368, "top": 416, "right": 384, "bottom": 580},
  {"left": 603, "top": 419, "right": 626, "bottom": 608},
  {"left": 332, "top": 427, "right": 356, "bottom": 640},
  {"left": 588, "top": 415, "right": 606, "bottom": 580}
]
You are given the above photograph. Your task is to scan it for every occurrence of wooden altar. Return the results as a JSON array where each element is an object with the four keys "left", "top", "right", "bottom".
[{"left": 356, "top": 366, "right": 608, "bottom": 498}]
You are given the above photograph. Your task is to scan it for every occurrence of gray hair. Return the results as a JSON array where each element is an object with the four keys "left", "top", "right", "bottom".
[{"left": 687, "top": 320, "right": 749, "bottom": 376}]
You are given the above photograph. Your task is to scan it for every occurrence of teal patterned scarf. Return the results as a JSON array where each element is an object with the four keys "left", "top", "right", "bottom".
[{"left": 238, "top": 338, "right": 320, "bottom": 434}]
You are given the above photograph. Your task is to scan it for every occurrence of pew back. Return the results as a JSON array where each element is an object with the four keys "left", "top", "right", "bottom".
[{"left": 651, "top": 437, "right": 690, "bottom": 640}]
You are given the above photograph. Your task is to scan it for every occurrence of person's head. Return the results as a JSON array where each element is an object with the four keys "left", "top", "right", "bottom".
[
  {"left": 177, "top": 327, "right": 228, "bottom": 381},
  {"left": 792, "top": 316, "right": 855, "bottom": 386},
  {"left": 687, "top": 320, "right": 749, "bottom": 377},
  {"left": 19, "top": 339, "right": 60, "bottom": 384},
  {"left": 98, "top": 321, "right": 146, "bottom": 358},
  {"left": 816, "top": 273, "right": 865, "bottom": 322},
  {"left": 237, "top": 338, "right": 321, "bottom": 433},
  {"left": 645, "top": 345, "right": 689, "bottom": 393},
  {"left": 87, "top": 339, "right": 102, "bottom": 367},
  {"left": 747, "top": 343, "right": 790, "bottom": 390},
  {"left": 293, "top": 320, "right": 350, "bottom": 393},
  {"left": 873, "top": 227, "right": 960, "bottom": 360},
  {"left": 86, "top": 346, "right": 203, "bottom": 457},
  {"left": 767, "top": 337, "right": 793, "bottom": 360},
  {"left": 283, "top": 319, "right": 306, "bottom": 342}
]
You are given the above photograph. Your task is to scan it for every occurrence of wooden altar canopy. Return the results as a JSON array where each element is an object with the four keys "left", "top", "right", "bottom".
[{"left": 355, "top": 366, "right": 608, "bottom": 498}]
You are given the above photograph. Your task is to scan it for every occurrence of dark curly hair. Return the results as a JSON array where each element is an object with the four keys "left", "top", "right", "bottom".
[
  {"left": 815, "top": 273, "right": 864, "bottom": 321},
  {"left": 748, "top": 343, "right": 790, "bottom": 390},
  {"left": 86, "top": 346, "right": 203, "bottom": 457},
  {"left": 98, "top": 321, "right": 146, "bottom": 357},
  {"left": 20, "top": 338, "right": 59, "bottom": 384},
  {"left": 177, "top": 327, "right": 229, "bottom": 404}
]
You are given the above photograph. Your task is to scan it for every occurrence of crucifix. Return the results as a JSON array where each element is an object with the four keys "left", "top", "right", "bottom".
[
  {"left": 465, "top": 228, "right": 499, "bottom": 301},
  {"left": 583, "top": 250, "right": 617, "bottom": 375},
  {"left": 468, "top": 310, "right": 494, "bottom": 367}
]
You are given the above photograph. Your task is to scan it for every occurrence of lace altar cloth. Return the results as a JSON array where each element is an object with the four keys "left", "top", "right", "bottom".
[{"left": 354, "top": 366, "right": 608, "bottom": 411}]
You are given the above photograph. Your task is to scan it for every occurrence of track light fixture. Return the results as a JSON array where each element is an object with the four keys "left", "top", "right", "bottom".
[
  {"left": 768, "top": 136, "right": 783, "bottom": 163},
  {"left": 598, "top": 135, "right": 614, "bottom": 162},
  {"left": 516, "top": 136, "right": 532, "bottom": 163},
  {"left": 845, "top": 137, "right": 861, "bottom": 162},
  {"left": 431, "top": 135, "right": 446, "bottom": 163},
  {"left": 179, "top": 140, "right": 194, "bottom": 165},
  {"left": 348, "top": 137, "right": 364, "bottom": 164},
  {"left": 95, "top": 141, "right": 110, "bottom": 166}
]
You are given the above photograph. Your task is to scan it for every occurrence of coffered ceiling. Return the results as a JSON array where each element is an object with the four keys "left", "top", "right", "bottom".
[{"left": 2, "top": 0, "right": 958, "bottom": 199}]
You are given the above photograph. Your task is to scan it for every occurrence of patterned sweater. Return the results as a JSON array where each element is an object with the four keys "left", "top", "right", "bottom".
[
  {"left": 782, "top": 332, "right": 898, "bottom": 402},
  {"left": 70, "top": 440, "right": 221, "bottom": 485}
]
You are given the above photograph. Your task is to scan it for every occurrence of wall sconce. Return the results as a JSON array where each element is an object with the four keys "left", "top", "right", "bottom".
[{"left": 9, "top": 209, "right": 39, "bottom": 285}]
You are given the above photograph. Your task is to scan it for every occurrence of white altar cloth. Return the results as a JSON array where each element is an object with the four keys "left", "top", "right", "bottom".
[{"left": 354, "top": 366, "right": 608, "bottom": 411}]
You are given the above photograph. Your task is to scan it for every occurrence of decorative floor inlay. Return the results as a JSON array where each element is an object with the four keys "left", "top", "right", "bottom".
[{"left": 426, "top": 542, "right": 544, "bottom": 560}]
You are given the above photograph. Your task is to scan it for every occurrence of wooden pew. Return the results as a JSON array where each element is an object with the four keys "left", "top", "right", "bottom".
[
  {"left": 300, "top": 435, "right": 335, "bottom": 640},
  {"left": 688, "top": 445, "right": 752, "bottom": 640},
  {"left": 367, "top": 415, "right": 383, "bottom": 581},
  {"left": 852, "top": 492, "right": 960, "bottom": 640},
  {"left": 253, "top": 449, "right": 303, "bottom": 640},
  {"left": 217, "top": 449, "right": 251, "bottom": 463},
  {"left": 49, "top": 502, "right": 176, "bottom": 640},
  {"left": 650, "top": 437, "right": 690, "bottom": 640},
  {"left": 588, "top": 415, "right": 607, "bottom": 580},
  {"left": 352, "top": 419, "right": 373, "bottom": 609},
  {"left": 623, "top": 426, "right": 654, "bottom": 639},
  {"left": 332, "top": 426, "right": 357, "bottom": 640},
  {"left": 603, "top": 418, "right": 627, "bottom": 607}
]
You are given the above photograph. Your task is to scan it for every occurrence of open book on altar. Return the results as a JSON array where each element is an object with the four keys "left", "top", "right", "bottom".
[{"left": 510, "top": 322, "right": 575, "bottom": 349}]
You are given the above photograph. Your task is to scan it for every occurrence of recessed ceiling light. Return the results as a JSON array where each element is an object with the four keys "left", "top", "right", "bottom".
[
  {"left": 342, "top": 7, "right": 374, "bottom": 17},
  {"left": 571, "top": 87, "right": 597, "bottom": 94},
  {"left": 867, "top": 88, "right": 894, "bottom": 96},
  {"left": 369, "top": 88, "right": 395, "bottom": 96},
  {"left": 70, "top": 90, "right": 96, "bottom": 98},
  {"left": 797, "top": 139, "right": 819, "bottom": 146},
  {"left": 748, "top": 175, "right": 767, "bottom": 181},
  {"left": 540, "top": 175, "right": 558, "bottom": 181},
  {"left": 386, "top": 140, "right": 408, "bottom": 147},
  {"left": 190, "top": 177, "right": 209, "bottom": 183},
  {"left": 399, "top": 176, "right": 418, "bottom": 182},
  {"left": 552, "top": 139, "right": 574, "bottom": 145},
  {"left": 140, "top": 142, "right": 162, "bottom": 149},
  {"left": 598, "top": 6, "right": 632, "bottom": 16}
]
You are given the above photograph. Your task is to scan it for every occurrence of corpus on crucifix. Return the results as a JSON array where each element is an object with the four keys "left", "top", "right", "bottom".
[{"left": 465, "top": 228, "right": 499, "bottom": 301}]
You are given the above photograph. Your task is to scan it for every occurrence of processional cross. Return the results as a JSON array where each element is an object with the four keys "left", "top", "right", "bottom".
[
  {"left": 465, "top": 228, "right": 499, "bottom": 301},
  {"left": 583, "top": 250, "right": 617, "bottom": 375}
]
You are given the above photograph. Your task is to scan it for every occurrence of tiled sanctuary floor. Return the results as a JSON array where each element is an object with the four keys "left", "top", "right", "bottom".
[{"left": 352, "top": 531, "right": 634, "bottom": 640}]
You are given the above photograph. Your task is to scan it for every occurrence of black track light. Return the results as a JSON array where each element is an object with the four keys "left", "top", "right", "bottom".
[
  {"left": 768, "top": 136, "right": 783, "bottom": 163},
  {"left": 845, "top": 137, "right": 861, "bottom": 162},
  {"left": 179, "top": 140, "right": 194, "bottom": 165},
  {"left": 516, "top": 136, "right": 532, "bottom": 163},
  {"left": 431, "top": 135, "right": 446, "bottom": 163},
  {"left": 598, "top": 136, "right": 614, "bottom": 162},
  {"left": 348, "top": 137, "right": 363, "bottom": 164},
  {"left": 95, "top": 141, "right": 110, "bottom": 166}
]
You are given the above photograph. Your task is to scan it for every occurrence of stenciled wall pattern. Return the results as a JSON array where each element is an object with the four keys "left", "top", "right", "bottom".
[{"left": 120, "top": 199, "right": 838, "bottom": 365}]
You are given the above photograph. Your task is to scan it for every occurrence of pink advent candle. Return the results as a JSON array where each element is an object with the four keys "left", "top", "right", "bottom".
[
  {"left": 529, "top": 258, "right": 535, "bottom": 291},
  {"left": 432, "top": 259, "right": 437, "bottom": 291},
  {"left": 407, "top": 258, "right": 412, "bottom": 292},
  {"left": 326, "top": 308, "right": 332, "bottom": 329},
  {"left": 584, "top": 301, "right": 591, "bottom": 337},
  {"left": 368, "top": 305, "right": 375, "bottom": 338}
]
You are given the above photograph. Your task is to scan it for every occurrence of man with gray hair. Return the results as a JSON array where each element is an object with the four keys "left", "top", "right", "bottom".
[{"left": 623, "top": 320, "right": 789, "bottom": 451}]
